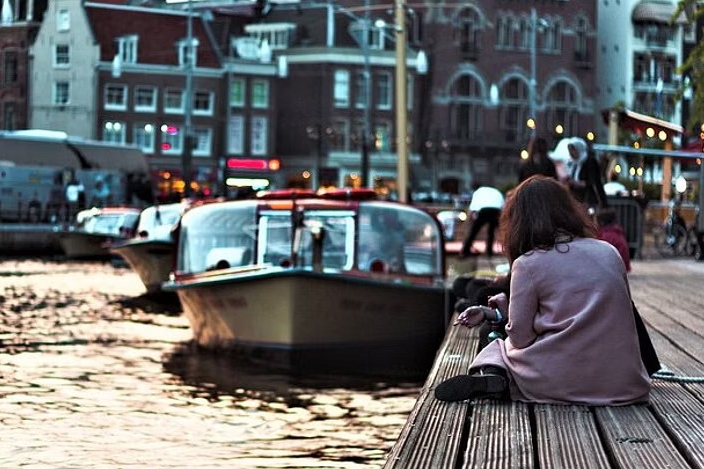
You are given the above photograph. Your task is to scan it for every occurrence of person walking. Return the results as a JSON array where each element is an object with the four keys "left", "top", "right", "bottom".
[
  {"left": 435, "top": 175, "right": 651, "bottom": 405},
  {"left": 518, "top": 137, "right": 557, "bottom": 182},
  {"left": 565, "top": 137, "right": 608, "bottom": 210},
  {"left": 459, "top": 182, "right": 504, "bottom": 258}
]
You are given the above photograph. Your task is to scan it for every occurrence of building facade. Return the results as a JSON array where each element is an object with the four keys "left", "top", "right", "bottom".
[{"left": 1, "top": 0, "right": 692, "bottom": 200}]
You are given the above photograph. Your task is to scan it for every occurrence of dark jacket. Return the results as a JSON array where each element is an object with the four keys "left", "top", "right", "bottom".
[{"left": 572, "top": 156, "right": 608, "bottom": 208}]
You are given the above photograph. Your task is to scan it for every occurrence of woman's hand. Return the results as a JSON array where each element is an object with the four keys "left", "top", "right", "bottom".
[
  {"left": 487, "top": 293, "right": 508, "bottom": 314},
  {"left": 454, "top": 306, "right": 488, "bottom": 328}
]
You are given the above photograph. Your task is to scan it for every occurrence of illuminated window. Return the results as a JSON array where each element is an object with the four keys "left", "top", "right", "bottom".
[
  {"left": 334, "top": 70, "right": 350, "bottom": 108},
  {"left": 251, "top": 116, "right": 268, "bottom": 155},
  {"left": 161, "top": 123, "right": 182, "bottom": 154},
  {"left": 252, "top": 80, "right": 269, "bottom": 108},
  {"left": 103, "top": 121, "right": 126, "bottom": 144},
  {"left": 134, "top": 123, "right": 155, "bottom": 153},
  {"left": 228, "top": 114, "right": 244, "bottom": 155},
  {"left": 230, "top": 78, "right": 245, "bottom": 107},
  {"left": 193, "top": 128, "right": 213, "bottom": 157}
]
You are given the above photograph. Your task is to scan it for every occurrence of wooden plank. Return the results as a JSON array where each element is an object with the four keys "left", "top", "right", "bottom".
[
  {"left": 534, "top": 405, "right": 610, "bottom": 469},
  {"left": 462, "top": 401, "right": 533, "bottom": 469},
  {"left": 650, "top": 381, "right": 704, "bottom": 468},
  {"left": 384, "top": 314, "right": 480, "bottom": 469},
  {"left": 594, "top": 405, "right": 691, "bottom": 468}
]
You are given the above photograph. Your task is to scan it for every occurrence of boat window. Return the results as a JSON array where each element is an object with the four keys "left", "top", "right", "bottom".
[
  {"left": 137, "top": 204, "right": 185, "bottom": 240},
  {"left": 258, "top": 209, "right": 355, "bottom": 270},
  {"left": 358, "top": 203, "right": 442, "bottom": 275},
  {"left": 85, "top": 214, "right": 129, "bottom": 235},
  {"left": 178, "top": 202, "right": 257, "bottom": 273}
]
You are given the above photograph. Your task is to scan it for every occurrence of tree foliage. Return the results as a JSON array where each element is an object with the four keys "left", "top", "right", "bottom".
[{"left": 675, "top": 1, "right": 704, "bottom": 131}]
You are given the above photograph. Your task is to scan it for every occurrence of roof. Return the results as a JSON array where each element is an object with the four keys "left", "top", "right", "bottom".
[
  {"left": 632, "top": 1, "right": 688, "bottom": 24},
  {"left": 84, "top": 3, "right": 223, "bottom": 67},
  {"left": 601, "top": 108, "right": 684, "bottom": 136}
]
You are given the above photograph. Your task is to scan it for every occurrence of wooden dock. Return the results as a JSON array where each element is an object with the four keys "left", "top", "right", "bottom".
[{"left": 384, "top": 257, "right": 704, "bottom": 469}]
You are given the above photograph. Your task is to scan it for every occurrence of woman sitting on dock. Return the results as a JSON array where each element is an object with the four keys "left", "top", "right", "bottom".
[{"left": 435, "top": 176, "right": 651, "bottom": 404}]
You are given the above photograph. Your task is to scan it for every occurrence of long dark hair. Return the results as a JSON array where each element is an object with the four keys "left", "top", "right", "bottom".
[{"left": 500, "top": 175, "right": 596, "bottom": 263}]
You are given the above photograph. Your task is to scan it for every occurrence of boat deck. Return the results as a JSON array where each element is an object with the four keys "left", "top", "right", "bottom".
[{"left": 384, "top": 258, "right": 704, "bottom": 469}]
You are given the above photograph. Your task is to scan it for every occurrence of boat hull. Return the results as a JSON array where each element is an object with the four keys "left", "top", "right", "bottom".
[
  {"left": 111, "top": 239, "right": 176, "bottom": 294},
  {"left": 168, "top": 269, "right": 448, "bottom": 378},
  {"left": 56, "top": 231, "right": 120, "bottom": 260}
]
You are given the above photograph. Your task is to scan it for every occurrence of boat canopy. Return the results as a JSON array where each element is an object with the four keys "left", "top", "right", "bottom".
[
  {"left": 135, "top": 202, "right": 188, "bottom": 240},
  {"left": 77, "top": 208, "right": 140, "bottom": 236},
  {"left": 176, "top": 199, "right": 445, "bottom": 276},
  {"left": 0, "top": 131, "right": 149, "bottom": 174}
]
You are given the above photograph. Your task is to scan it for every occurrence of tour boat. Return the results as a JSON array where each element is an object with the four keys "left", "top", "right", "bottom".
[
  {"left": 162, "top": 189, "right": 451, "bottom": 378},
  {"left": 54, "top": 206, "right": 140, "bottom": 260},
  {"left": 110, "top": 202, "right": 188, "bottom": 294}
]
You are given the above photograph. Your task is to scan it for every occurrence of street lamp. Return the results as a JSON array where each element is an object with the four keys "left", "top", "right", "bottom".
[
  {"left": 528, "top": 8, "right": 548, "bottom": 138},
  {"left": 182, "top": 0, "right": 194, "bottom": 199},
  {"left": 395, "top": 0, "right": 408, "bottom": 203}
]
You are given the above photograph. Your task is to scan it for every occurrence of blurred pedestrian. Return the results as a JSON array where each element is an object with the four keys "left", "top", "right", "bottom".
[
  {"left": 459, "top": 182, "right": 504, "bottom": 258},
  {"left": 565, "top": 137, "right": 608, "bottom": 210},
  {"left": 518, "top": 137, "right": 557, "bottom": 182}
]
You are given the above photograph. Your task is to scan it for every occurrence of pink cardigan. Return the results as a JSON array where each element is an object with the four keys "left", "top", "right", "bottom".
[{"left": 472, "top": 237, "right": 650, "bottom": 405}]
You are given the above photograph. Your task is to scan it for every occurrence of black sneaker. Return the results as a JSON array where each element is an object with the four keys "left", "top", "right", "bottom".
[{"left": 434, "top": 372, "right": 507, "bottom": 402}]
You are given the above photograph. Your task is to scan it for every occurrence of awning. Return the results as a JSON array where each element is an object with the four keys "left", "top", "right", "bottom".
[
  {"left": 632, "top": 1, "right": 688, "bottom": 24},
  {"left": 601, "top": 108, "right": 684, "bottom": 136},
  {"left": 0, "top": 131, "right": 149, "bottom": 174},
  {"left": 68, "top": 140, "right": 149, "bottom": 174}
]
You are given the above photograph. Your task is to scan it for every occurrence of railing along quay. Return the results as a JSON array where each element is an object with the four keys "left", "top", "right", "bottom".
[{"left": 384, "top": 257, "right": 704, "bottom": 469}]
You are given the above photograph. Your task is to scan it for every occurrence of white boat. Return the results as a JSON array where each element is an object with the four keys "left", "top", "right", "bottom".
[
  {"left": 110, "top": 202, "right": 188, "bottom": 294},
  {"left": 162, "top": 189, "right": 451, "bottom": 378},
  {"left": 55, "top": 206, "right": 140, "bottom": 260}
]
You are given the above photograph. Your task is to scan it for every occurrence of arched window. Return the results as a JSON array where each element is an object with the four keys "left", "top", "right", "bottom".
[
  {"left": 499, "top": 78, "right": 529, "bottom": 143},
  {"left": 495, "top": 16, "right": 511, "bottom": 48},
  {"left": 455, "top": 7, "right": 482, "bottom": 58},
  {"left": 546, "top": 81, "right": 580, "bottom": 137},
  {"left": 448, "top": 74, "right": 483, "bottom": 142}
]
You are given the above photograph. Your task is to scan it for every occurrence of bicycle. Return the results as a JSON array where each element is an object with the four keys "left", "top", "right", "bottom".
[{"left": 653, "top": 199, "right": 698, "bottom": 257}]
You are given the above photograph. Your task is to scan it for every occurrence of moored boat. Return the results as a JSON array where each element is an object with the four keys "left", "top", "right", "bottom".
[
  {"left": 110, "top": 202, "right": 188, "bottom": 294},
  {"left": 162, "top": 189, "right": 451, "bottom": 378},
  {"left": 54, "top": 206, "right": 140, "bottom": 260}
]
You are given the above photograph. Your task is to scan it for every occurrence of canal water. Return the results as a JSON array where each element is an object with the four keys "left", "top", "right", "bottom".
[{"left": 0, "top": 258, "right": 421, "bottom": 468}]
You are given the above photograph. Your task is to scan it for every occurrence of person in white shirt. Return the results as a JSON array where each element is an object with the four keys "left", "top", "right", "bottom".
[{"left": 459, "top": 183, "right": 505, "bottom": 258}]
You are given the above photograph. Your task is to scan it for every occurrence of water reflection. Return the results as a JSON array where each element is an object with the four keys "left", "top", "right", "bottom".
[{"left": 0, "top": 259, "right": 420, "bottom": 468}]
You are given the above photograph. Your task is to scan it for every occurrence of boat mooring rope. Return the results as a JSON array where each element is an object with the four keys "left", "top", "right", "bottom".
[{"left": 652, "top": 369, "right": 704, "bottom": 383}]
